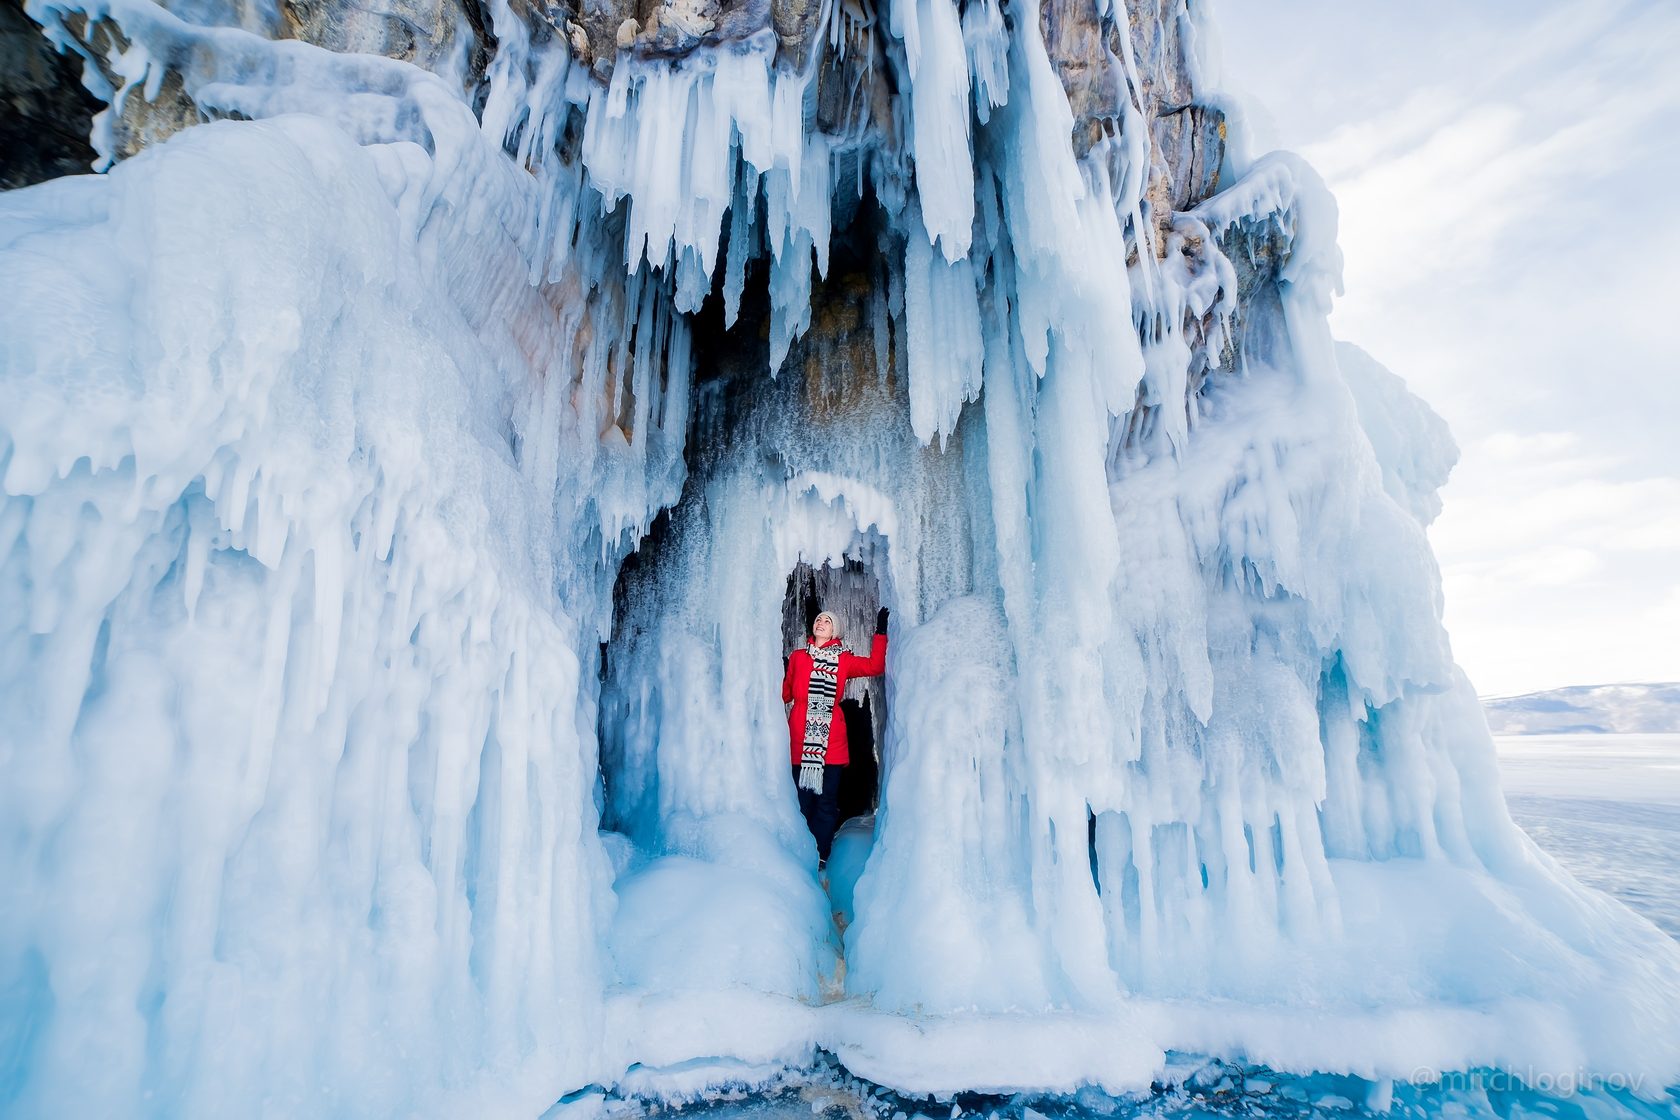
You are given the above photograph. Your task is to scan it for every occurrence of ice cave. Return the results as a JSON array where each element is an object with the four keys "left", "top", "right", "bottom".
[{"left": 0, "top": 0, "right": 1678, "bottom": 1114}]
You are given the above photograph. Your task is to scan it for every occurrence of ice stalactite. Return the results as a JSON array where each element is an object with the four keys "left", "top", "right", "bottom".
[
  {"left": 0, "top": 116, "right": 626, "bottom": 1115},
  {"left": 3, "top": 0, "right": 1680, "bottom": 1112},
  {"left": 3, "top": 0, "right": 690, "bottom": 1112}
]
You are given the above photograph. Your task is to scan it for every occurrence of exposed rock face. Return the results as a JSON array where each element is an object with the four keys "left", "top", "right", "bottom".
[
  {"left": 1123, "top": 0, "right": 1222, "bottom": 207},
  {"left": 279, "top": 0, "right": 493, "bottom": 88},
  {"left": 1038, "top": 0, "right": 1115, "bottom": 158},
  {"left": 1, "top": 0, "right": 99, "bottom": 187},
  {"left": 11, "top": 0, "right": 494, "bottom": 168},
  {"left": 13, "top": 0, "right": 1221, "bottom": 278},
  {"left": 1037, "top": 0, "right": 1225, "bottom": 259},
  {"left": 519, "top": 0, "right": 810, "bottom": 74},
  {"left": 10, "top": 10, "right": 204, "bottom": 166},
  {"left": 110, "top": 65, "right": 199, "bottom": 160}
]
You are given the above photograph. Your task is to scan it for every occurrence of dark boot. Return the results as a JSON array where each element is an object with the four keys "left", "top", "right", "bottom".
[{"left": 795, "top": 763, "right": 845, "bottom": 864}]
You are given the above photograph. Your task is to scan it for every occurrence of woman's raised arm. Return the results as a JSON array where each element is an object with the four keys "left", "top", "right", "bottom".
[{"left": 840, "top": 607, "right": 889, "bottom": 678}]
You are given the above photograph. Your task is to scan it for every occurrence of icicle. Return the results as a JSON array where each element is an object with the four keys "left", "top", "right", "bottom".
[
  {"left": 894, "top": 0, "right": 974, "bottom": 260},
  {"left": 901, "top": 199, "right": 983, "bottom": 444}
]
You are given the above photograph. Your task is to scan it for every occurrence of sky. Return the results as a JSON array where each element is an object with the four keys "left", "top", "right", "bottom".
[{"left": 1212, "top": 0, "right": 1680, "bottom": 697}]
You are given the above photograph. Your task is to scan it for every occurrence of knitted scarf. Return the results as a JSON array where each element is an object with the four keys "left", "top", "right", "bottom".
[{"left": 798, "top": 640, "right": 844, "bottom": 793}]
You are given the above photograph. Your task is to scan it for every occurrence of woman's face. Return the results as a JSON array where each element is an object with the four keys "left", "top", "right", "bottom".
[{"left": 812, "top": 615, "right": 834, "bottom": 641}]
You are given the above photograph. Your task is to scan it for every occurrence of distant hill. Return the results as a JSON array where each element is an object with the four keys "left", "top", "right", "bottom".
[{"left": 1483, "top": 683, "right": 1680, "bottom": 734}]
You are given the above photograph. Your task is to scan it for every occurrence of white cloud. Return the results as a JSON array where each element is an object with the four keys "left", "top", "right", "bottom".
[
  {"left": 1429, "top": 432, "right": 1680, "bottom": 693},
  {"left": 1217, "top": 0, "right": 1680, "bottom": 693},
  {"left": 1430, "top": 448, "right": 1680, "bottom": 556}
]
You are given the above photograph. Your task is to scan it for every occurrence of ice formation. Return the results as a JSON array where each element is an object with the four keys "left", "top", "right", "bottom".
[{"left": 2, "top": 0, "right": 1679, "bottom": 1114}]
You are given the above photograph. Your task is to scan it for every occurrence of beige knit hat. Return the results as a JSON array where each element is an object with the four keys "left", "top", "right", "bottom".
[{"left": 812, "top": 611, "right": 842, "bottom": 639}]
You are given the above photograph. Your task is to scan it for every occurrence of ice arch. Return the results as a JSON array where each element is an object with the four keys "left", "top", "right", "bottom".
[
  {"left": 600, "top": 471, "right": 902, "bottom": 851},
  {"left": 595, "top": 472, "right": 908, "bottom": 1020}
]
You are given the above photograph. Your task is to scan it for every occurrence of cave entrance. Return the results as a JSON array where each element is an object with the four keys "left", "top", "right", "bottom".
[{"left": 782, "top": 557, "right": 886, "bottom": 827}]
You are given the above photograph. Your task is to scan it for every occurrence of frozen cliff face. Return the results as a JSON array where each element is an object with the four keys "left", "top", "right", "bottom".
[{"left": 3, "top": 0, "right": 1680, "bottom": 1115}]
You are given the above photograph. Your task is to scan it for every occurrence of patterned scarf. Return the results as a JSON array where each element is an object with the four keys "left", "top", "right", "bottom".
[{"left": 798, "top": 640, "right": 844, "bottom": 792}]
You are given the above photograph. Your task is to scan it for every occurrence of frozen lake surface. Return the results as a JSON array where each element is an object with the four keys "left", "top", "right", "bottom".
[
  {"left": 1495, "top": 733, "right": 1680, "bottom": 940},
  {"left": 586, "top": 1057, "right": 1679, "bottom": 1120}
]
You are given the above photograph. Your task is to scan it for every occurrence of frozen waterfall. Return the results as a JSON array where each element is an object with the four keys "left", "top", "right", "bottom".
[{"left": 2, "top": 0, "right": 1679, "bottom": 1114}]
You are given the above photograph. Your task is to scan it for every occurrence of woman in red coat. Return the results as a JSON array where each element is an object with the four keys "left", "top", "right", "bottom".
[{"left": 783, "top": 606, "right": 889, "bottom": 865}]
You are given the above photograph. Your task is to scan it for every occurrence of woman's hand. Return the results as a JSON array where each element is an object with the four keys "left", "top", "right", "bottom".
[{"left": 875, "top": 606, "right": 890, "bottom": 635}]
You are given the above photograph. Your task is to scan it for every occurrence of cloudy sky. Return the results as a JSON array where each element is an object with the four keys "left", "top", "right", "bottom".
[{"left": 1213, "top": 0, "right": 1680, "bottom": 697}]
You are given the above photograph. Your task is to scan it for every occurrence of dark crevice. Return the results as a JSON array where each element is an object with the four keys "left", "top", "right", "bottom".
[{"left": 1, "top": 0, "right": 102, "bottom": 189}]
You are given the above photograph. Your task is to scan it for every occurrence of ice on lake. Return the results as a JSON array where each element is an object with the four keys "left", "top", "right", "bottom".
[{"left": 1495, "top": 733, "right": 1680, "bottom": 940}]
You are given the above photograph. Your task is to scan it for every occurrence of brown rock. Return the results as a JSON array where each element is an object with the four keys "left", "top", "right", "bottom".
[
  {"left": 279, "top": 0, "right": 490, "bottom": 90},
  {"left": 1038, "top": 0, "right": 1117, "bottom": 160}
]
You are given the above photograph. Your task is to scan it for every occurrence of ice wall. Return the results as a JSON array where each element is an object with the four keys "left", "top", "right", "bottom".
[
  {"left": 0, "top": 4, "right": 688, "bottom": 1111},
  {"left": 3, "top": 0, "right": 1680, "bottom": 1112}
]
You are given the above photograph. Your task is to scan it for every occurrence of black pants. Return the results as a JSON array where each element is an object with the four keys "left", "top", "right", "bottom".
[{"left": 794, "top": 763, "right": 844, "bottom": 863}]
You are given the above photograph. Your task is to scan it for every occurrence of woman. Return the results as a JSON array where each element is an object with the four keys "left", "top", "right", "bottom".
[{"left": 782, "top": 606, "right": 889, "bottom": 866}]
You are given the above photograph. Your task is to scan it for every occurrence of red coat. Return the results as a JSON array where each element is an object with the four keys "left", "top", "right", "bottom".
[{"left": 782, "top": 634, "right": 887, "bottom": 766}]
